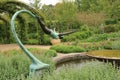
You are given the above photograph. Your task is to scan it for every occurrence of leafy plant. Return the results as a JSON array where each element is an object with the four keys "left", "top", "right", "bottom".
[
  {"left": 44, "top": 49, "right": 57, "bottom": 57},
  {"left": 104, "top": 24, "right": 119, "bottom": 33},
  {"left": 0, "top": 48, "right": 55, "bottom": 80},
  {"left": 50, "top": 44, "right": 85, "bottom": 53},
  {"left": 111, "top": 41, "right": 120, "bottom": 50},
  {"left": 104, "top": 40, "right": 120, "bottom": 50},
  {"left": 85, "top": 32, "right": 120, "bottom": 42},
  {"left": 26, "top": 61, "right": 120, "bottom": 80},
  {"left": 80, "top": 42, "right": 105, "bottom": 51},
  {"left": 62, "top": 30, "right": 93, "bottom": 42}
]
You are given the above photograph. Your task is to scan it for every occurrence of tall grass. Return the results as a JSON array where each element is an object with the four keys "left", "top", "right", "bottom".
[
  {"left": 111, "top": 40, "right": 120, "bottom": 50},
  {"left": 50, "top": 44, "right": 85, "bottom": 53},
  {"left": 0, "top": 48, "right": 55, "bottom": 80},
  {"left": 0, "top": 51, "right": 30, "bottom": 80},
  {"left": 85, "top": 32, "right": 120, "bottom": 42},
  {"left": 26, "top": 61, "right": 120, "bottom": 80},
  {"left": 0, "top": 48, "right": 120, "bottom": 80}
]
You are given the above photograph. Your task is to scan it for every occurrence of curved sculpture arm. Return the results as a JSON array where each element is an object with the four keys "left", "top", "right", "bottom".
[
  {"left": 59, "top": 29, "right": 78, "bottom": 36},
  {"left": 36, "top": 16, "right": 78, "bottom": 39},
  {"left": 58, "top": 29, "right": 78, "bottom": 38},
  {"left": 10, "top": 10, "right": 49, "bottom": 73},
  {"left": 36, "top": 16, "right": 59, "bottom": 39}
]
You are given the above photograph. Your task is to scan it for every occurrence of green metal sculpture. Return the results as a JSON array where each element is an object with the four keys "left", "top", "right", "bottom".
[
  {"left": 11, "top": 9, "right": 77, "bottom": 75},
  {"left": 10, "top": 10, "right": 49, "bottom": 75},
  {"left": 36, "top": 16, "right": 77, "bottom": 39}
]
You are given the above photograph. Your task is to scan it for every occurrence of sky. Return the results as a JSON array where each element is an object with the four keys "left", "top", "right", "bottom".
[{"left": 19, "top": 0, "right": 61, "bottom": 5}]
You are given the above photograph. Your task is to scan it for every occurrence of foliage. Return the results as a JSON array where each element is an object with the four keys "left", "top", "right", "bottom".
[
  {"left": 0, "top": 48, "right": 55, "bottom": 80},
  {"left": 104, "top": 41, "right": 112, "bottom": 49},
  {"left": 0, "top": 51, "right": 30, "bottom": 80},
  {"left": 63, "top": 31, "right": 92, "bottom": 41},
  {"left": 85, "top": 34, "right": 108, "bottom": 42},
  {"left": 75, "top": 0, "right": 120, "bottom": 20},
  {"left": 29, "top": 0, "right": 41, "bottom": 9},
  {"left": 42, "top": 35, "right": 51, "bottom": 45},
  {"left": 50, "top": 44, "right": 85, "bottom": 53},
  {"left": 80, "top": 42, "right": 105, "bottom": 51},
  {"left": 1, "top": 49, "right": 120, "bottom": 80},
  {"left": 111, "top": 40, "right": 120, "bottom": 50},
  {"left": 62, "top": 26, "right": 93, "bottom": 42},
  {"left": 103, "top": 24, "right": 119, "bottom": 33},
  {"left": 0, "top": 0, "right": 120, "bottom": 45},
  {"left": 25, "top": 39, "right": 39, "bottom": 45},
  {"left": 105, "top": 19, "right": 117, "bottom": 25},
  {"left": 41, "top": 0, "right": 79, "bottom": 33},
  {"left": 27, "top": 61, "right": 120, "bottom": 80},
  {"left": 44, "top": 49, "right": 57, "bottom": 57},
  {"left": 85, "top": 32, "right": 120, "bottom": 42},
  {"left": 0, "top": 0, "right": 46, "bottom": 45},
  {"left": 76, "top": 12, "right": 106, "bottom": 26}
]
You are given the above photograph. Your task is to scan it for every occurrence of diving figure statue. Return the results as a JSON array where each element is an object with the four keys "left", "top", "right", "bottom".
[
  {"left": 10, "top": 9, "right": 77, "bottom": 75},
  {"left": 36, "top": 16, "right": 77, "bottom": 39}
]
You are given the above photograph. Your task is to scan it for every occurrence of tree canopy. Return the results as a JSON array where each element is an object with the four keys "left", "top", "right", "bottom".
[{"left": 0, "top": 0, "right": 120, "bottom": 44}]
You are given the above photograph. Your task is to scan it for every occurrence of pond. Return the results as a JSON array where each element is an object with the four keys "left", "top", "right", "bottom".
[
  {"left": 56, "top": 56, "right": 93, "bottom": 71},
  {"left": 56, "top": 50, "right": 120, "bottom": 71},
  {"left": 87, "top": 50, "right": 120, "bottom": 58},
  {"left": 87, "top": 50, "right": 120, "bottom": 66}
]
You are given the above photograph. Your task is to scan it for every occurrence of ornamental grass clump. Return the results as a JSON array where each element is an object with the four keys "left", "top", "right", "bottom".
[
  {"left": 111, "top": 40, "right": 120, "bottom": 50},
  {"left": 1, "top": 48, "right": 120, "bottom": 80},
  {"left": 50, "top": 44, "right": 85, "bottom": 53},
  {"left": 0, "top": 52, "right": 30, "bottom": 80},
  {"left": 26, "top": 61, "right": 120, "bottom": 80},
  {"left": 0, "top": 48, "right": 55, "bottom": 80}
]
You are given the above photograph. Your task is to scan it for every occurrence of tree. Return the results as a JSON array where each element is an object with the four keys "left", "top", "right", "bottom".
[
  {"left": 0, "top": 15, "right": 11, "bottom": 43},
  {"left": 29, "top": 0, "right": 41, "bottom": 9},
  {"left": 41, "top": 0, "right": 79, "bottom": 32},
  {"left": 0, "top": 0, "right": 45, "bottom": 44}
]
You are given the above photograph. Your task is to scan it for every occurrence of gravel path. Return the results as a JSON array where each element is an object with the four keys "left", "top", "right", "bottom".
[{"left": 0, "top": 44, "right": 51, "bottom": 52}]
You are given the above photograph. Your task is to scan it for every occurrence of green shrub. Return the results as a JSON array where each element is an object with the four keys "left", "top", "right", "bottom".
[
  {"left": 0, "top": 53, "right": 30, "bottom": 80},
  {"left": 105, "top": 19, "right": 117, "bottom": 25},
  {"left": 42, "top": 35, "right": 51, "bottom": 45},
  {"left": 80, "top": 42, "right": 105, "bottom": 51},
  {"left": 103, "top": 40, "right": 120, "bottom": 50},
  {"left": 44, "top": 50, "right": 57, "bottom": 57},
  {"left": 85, "top": 32, "right": 120, "bottom": 42},
  {"left": 85, "top": 33, "right": 108, "bottom": 42},
  {"left": 104, "top": 25, "right": 119, "bottom": 33},
  {"left": 25, "top": 39, "right": 39, "bottom": 45},
  {"left": 26, "top": 61, "right": 120, "bottom": 80},
  {"left": 62, "top": 30, "right": 93, "bottom": 42},
  {"left": 1, "top": 49, "right": 120, "bottom": 80},
  {"left": 0, "top": 49, "right": 55, "bottom": 80},
  {"left": 50, "top": 44, "right": 85, "bottom": 53},
  {"left": 104, "top": 41, "right": 112, "bottom": 49},
  {"left": 111, "top": 41, "right": 120, "bottom": 50},
  {"left": 115, "top": 22, "right": 120, "bottom": 30}
]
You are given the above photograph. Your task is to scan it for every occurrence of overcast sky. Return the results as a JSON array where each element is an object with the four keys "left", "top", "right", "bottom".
[{"left": 19, "top": 0, "right": 61, "bottom": 5}]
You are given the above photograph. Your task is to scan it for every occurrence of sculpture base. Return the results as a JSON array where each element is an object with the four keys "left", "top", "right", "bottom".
[{"left": 50, "top": 38, "right": 61, "bottom": 45}]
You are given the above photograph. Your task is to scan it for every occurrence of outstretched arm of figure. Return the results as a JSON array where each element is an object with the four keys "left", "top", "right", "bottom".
[{"left": 36, "top": 16, "right": 78, "bottom": 39}]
